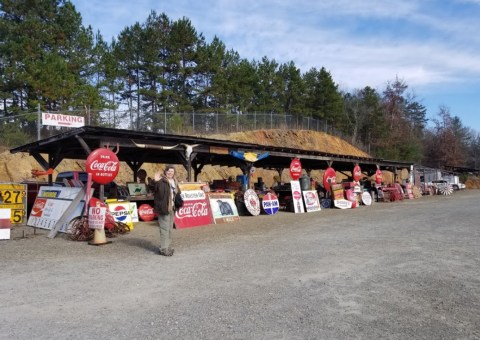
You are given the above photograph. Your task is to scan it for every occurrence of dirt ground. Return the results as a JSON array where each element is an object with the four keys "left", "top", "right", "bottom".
[{"left": 1, "top": 190, "right": 479, "bottom": 339}]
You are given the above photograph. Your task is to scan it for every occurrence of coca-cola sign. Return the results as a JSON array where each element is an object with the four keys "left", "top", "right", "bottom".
[
  {"left": 86, "top": 148, "right": 120, "bottom": 184},
  {"left": 289, "top": 158, "right": 302, "bottom": 180},
  {"left": 174, "top": 190, "right": 213, "bottom": 228},
  {"left": 138, "top": 204, "right": 155, "bottom": 221},
  {"left": 375, "top": 169, "right": 383, "bottom": 185},
  {"left": 353, "top": 165, "right": 362, "bottom": 182},
  {"left": 323, "top": 167, "right": 337, "bottom": 191}
]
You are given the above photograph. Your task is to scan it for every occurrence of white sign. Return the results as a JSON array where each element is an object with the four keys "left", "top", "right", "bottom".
[
  {"left": 88, "top": 207, "right": 106, "bottom": 230},
  {"left": 290, "top": 180, "right": 305, "bottom": 213},
  {"left": 42, "top": 112, "right": 85, "bottom": 128},
  {"left": 361, "top": 192, "right": 372, "bottom": 206},
  {"left": 28, "top": 187, "right": 86, "bottom": 233},
  {"left": 334, "top": 199, "right": 353, "bottom": 209},
  {"left": 302, "top": 190, "right": 321, "bottom": 212}
]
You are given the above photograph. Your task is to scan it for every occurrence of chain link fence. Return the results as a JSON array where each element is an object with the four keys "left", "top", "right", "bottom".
[{"left": 0, "top": 109, "right": 351, "bottom": 148}]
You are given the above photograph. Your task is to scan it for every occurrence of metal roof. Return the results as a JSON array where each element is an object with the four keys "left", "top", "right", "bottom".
[{"left": 10, "top": 126, "right": 412, "bottom": 180}]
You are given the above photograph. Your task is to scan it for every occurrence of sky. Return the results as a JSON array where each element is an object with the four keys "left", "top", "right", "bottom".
[{"left": 72, "top": 0, "right": 480, "bottom": 133}]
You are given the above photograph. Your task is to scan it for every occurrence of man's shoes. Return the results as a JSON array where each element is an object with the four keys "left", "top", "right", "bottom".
[{"left": 159, "top": 248, "right": 174, "bottom": 256}]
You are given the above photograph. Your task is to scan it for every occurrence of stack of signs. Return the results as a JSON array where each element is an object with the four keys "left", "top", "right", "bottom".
[
  {"left": 27, "top": 186, "right": 86, "bottom": 233},
  {"left": 290, "top": 180, "right": 305, "bottom": 213},
  {"left": 174, "top": 190, "right": 213, "bottom": 228},
  {"left": 207, "top": 192, "right": 239, "bottom": 224},
  {"left": 243, "top": 189, "right": 261, "bottom": 216},
  {"left": 302, "top": 191, "right": 321, "bottom": 212},
  {"left": 331, "top": 184, "right": 353, "bottom": 209},
  {"left": 0, "top": 208, "right": 11, "bottom": 240},
  {"left": 107, "top": 201, "right": 138, "bottom": 229},
  {"left": 262, "top": 192, "right": 279, "bottom": 215}
]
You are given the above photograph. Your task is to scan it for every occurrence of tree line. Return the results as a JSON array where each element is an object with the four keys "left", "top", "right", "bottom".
[{"left": 1, "top": 0, "right": 479, "bottom": 169}]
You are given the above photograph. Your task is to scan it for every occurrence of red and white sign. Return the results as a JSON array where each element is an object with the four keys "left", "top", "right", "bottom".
[
  {"left": 42, "top": 112, "right": 85, "bottom": 128},
  {"left": 86, "top": 148, "right": 120, "bottom": 184},
  {"left": 88, "top": 206, "right": 106, "bottom": 229},
  {"left": 375, "top": 169, "right": 383, "bottom": 185},
  {"left": 244, "top": 189, "right": 261, "bottom": 216},
  {"left": 353, "top": 165, "right": 362, "bottom": 182},
  {"left": 175, "top": 190, "right": 213, "bottom": 228},
  {"left": 323, "top": 167, "right": 336, "bottom": 191},
  {"left": 0, "top": 208, "right": 11, "bottom": 239},
  {"left": 289, "top": 158, "right": 302, "bottom": 180},
  {"left": 290, "top": 180, "right": 305, "bottom": 213},
  {"left": 138, "top": 204, "right": 155, "bottom": 221},
  {"left": 302, "top": 190, "right": 321, "bottom": 212}
]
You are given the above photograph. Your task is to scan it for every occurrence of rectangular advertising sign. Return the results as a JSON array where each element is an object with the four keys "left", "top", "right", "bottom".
[
  {"left": 207, "top": 192, "right": 239, "bottom": 224},
  {"left": 174, "top": 190, "right": 213, "bottom": 228}
]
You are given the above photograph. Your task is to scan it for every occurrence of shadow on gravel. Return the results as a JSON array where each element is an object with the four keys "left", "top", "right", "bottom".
[{"left": 115, "top": 237, "right": 158, "bottom": 253}]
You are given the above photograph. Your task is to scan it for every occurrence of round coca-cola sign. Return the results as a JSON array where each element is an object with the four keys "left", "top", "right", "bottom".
[
  {"left": 353, "top": 165, "right": 362, "bottom": 182},
  {"left": 375, "top": 169, "right": 383, "bottom": 185},
  {"left": 86, "top": 148, "right": 120, "bottom": 184},
  {"left": 138, "top": 204, "right": 155, "bottom": 221},
  {"left": 323, "top": 167, "right": 336, "bottom": 191},
  {"left": 289, "top": 158, "right": 302, "bottom": 180}
]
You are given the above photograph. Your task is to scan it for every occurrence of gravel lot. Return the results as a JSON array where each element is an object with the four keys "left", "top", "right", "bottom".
[{"left": 2, "top": 190, "right": 480, "bottom": 339}]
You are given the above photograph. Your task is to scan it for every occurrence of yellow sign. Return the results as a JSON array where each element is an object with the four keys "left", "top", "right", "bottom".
[{"left": 0, "top": 183, "right": 27, "bottom": 224}]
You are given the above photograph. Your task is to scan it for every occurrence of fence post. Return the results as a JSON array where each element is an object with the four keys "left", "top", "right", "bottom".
[{"left": 37, "top": 103, "right": 41, "bottom": 140}]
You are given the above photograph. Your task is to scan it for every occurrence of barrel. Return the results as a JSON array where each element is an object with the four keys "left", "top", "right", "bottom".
[{"left": 299, "top": 174, "right": 310, "bottom": 191}]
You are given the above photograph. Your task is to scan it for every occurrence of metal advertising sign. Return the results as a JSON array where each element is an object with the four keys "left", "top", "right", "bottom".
[
  {"left": 289, "top": 158, "right": 302, "bottom": 180},
  {"left": 290, "top": 180, "right": 305, "bottom": 213},
  {"left": 27, "top": 186, "right": 85, "bottom": 232},
  {"left": 138, "top": 204, "right": 155, "bottom": 221},
  {"left": 86, "top": 148, "right": 120, "bottom": 184},
  {"left": 302, "top": 190, "right": 321, "bottom": 212},
  {"left": 244, "top": 189, "right": 261, "bottom": 216},
  {"left": 207, "top": 192, "right": 239, "bottom": 224},
  {"left": 353, "top": 165, "right": 362, "bottom": 182},
  {"left": 361, "top": 192, "right": 372, "bottom": 206},
  {"left": 262, "top": 192, "right": 279, "bottom": 215},
  {"left": 323, "top": 167, "right": 336, "bottom": 191},
  {"left": 175, "top": 190, "right": 213, "bottom": 228},
  {"left": 375, "top": 169, "right": 383, "bottom": 185},
  {"left": 0, "top": 182, "right": 27, "bottom": 225}
]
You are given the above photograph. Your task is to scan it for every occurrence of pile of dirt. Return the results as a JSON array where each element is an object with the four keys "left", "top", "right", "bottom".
[
  {"left": 0, "top": 129, "right": 371, "bottom": 187},
  {"left": 465, "top": 177, "right": 480, "bottom": 189}
]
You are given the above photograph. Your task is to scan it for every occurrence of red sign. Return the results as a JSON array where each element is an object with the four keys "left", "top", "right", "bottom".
[
  {"left": 353, "top": 165, "right": 362, "bottom": 182},
  {"left": 323, "top": 167, "right": 336, "bottom": 191},
  {"left": 289, "top": 158, "right": 302, "bottom": 180},
  {"left": 138, "top": 204, "right": 155, "bottom": 221},
  {"left": 174, "top": 190, "right": 213, "bottom": 228},
  {"left": 375, "top": 169, "right": 383, "bottom": 184},
  {"left": 86, "top": 148, "right": 120, "bottom": 184}
]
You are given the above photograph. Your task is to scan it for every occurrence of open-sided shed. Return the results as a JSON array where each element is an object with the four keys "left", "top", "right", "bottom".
[{"left": 10, "top": 126, "right": 412, "bottom": 182}]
